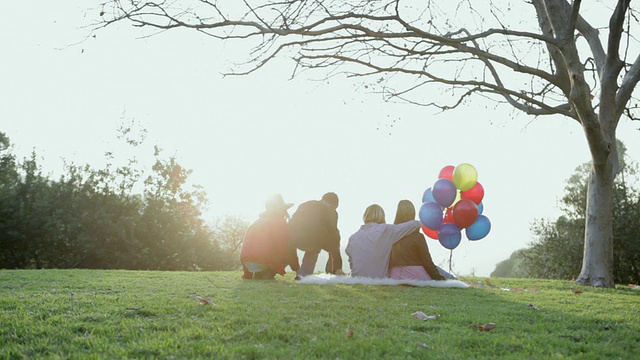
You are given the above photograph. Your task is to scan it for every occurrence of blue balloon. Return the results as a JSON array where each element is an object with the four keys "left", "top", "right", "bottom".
[
  {"left": 438, "top": 223, "right": 461, "bottom": 250},
  {"left": 477, "top": 202, "right": 484, "bottom": 215},
  {"left": 419, "top": 202, "right": 444, "bottom": 230},
  {"left": 466, "top": 215, "right": 491, "bottom": 240},
  {"left": 422, "top": 187, "right": 435, "bottom": 203},
  {"left": 432, "top": 178, "right": 457, "bottom": 208}
]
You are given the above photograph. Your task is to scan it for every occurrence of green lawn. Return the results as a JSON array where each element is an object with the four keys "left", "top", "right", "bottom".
[{"left": 1, "top": 270, "right": 638, "bottom": 359}]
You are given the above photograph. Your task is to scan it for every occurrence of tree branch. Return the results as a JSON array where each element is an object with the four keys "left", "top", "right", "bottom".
[
  {"left": 302, "top": 53, "right": 573, "bottom": 117},
  {"left": 616, "top": 53, "right": 640, "bottom": 125},
  {"left": 97, "top": 0, "right": 638, "bottom": 126},
  {"left": 601, "top": 0, "right": 631, "bottom": 132}
]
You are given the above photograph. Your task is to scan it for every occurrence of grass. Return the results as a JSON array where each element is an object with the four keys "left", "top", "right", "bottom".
[{"left": 0, "top": 270, "right": 639, "bottom": 359}]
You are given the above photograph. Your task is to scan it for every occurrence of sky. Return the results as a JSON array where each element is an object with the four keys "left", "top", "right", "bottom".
[{"left": 2, "top": 2, "right": 639, "bottom": 277}]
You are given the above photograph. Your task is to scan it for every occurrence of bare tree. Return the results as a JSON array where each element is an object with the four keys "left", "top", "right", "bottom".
[{"left": 96, "top": 0, "right": 640, "bottom": 287}]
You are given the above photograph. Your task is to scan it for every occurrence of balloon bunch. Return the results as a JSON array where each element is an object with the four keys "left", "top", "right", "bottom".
[{"left": 419, "top": 163, "right": 491, "bottom": 250}]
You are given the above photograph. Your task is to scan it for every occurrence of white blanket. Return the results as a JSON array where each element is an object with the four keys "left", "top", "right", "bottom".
[{"left": 298, "top": 273, "right": 469, "bottom": 288}]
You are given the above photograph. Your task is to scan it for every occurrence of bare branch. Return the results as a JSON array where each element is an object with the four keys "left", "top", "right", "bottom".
[
  {"left": 602, "top": 0, "right": 632, "bottom": 130},
  {"left": 575, "top": 15, "right": 606, "bottom": 77},
  {"left": 616, "top": 53, "right": 640, "bottom": 124},
  {"left": 302, "top": 53, "right": 573, "bottom": 117},
  {"left": 96, "top": 0, "right": 638, "bottom": 127}
]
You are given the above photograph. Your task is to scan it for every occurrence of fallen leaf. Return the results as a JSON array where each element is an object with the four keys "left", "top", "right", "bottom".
[
  {"left": 469, "top": 322, "right": 497, "bottom": 332},
  {"left": 195, "top": 296, "right": 215, "bottom": 306},
  {"left": 570, "top": 289, "right": 583, "bottom": 294},
  {"left": 418, "top": 343, "right": 429, "bottom": 349},
  {"left": 483, "top": 323, "right": 497, "bottom": 331},
  {"left": 412, "top": 311, "right": 438, "bottom": 320},
  {"left": 346, "top": 328, "right": 354, "bottom": 338}
]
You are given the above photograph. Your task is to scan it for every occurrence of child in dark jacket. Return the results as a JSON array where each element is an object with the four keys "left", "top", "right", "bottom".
[{"left": 289, "top": 192, "right": 343, "bottom": 277}]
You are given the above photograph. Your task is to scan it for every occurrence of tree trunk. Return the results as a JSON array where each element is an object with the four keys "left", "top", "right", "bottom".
[{"left": 576, "top": 154, "right": 615, "bottom": 287}]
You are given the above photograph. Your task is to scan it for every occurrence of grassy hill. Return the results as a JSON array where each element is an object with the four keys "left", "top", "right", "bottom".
[{"left": 1, "top": 270, "right": 638, "bottom": 359}]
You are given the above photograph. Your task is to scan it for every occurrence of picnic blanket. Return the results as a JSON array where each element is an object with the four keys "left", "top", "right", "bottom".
[{"left": 298, "top": 273, "right": 469, "bottom": 288}]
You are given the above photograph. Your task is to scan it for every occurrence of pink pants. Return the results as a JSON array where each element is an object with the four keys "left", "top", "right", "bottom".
[{"left": 389, "top": 266, "right": 433, "bottom": 280}]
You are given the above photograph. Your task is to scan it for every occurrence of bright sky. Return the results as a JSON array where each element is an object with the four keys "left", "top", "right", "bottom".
[{"left": 2, "top": 2, "right": 639, "bottom": 277}]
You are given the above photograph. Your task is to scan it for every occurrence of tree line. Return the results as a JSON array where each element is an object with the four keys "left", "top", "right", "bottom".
[
  {"left": 0, "top": 130, "right": 247, "bottom": 271},
  {"left": 492, "top": 142, "right": 640, "bottom": 284},
  {"left": 5, "top": 125, "right": 638, "bottom": 282}
]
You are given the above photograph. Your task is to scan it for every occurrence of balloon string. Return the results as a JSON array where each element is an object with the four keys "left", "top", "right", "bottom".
[{"left": 448, "top": 250, "right": 453, "bottom": 274}]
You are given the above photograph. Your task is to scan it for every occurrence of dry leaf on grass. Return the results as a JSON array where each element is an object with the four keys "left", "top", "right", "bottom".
[
  {"left": 570, "top": 288, "right": 584, "bottom": 294},
  {"left": 469, "top": 322, "right": 497, "bottom": 332},
  {"left": 412, "top": 311, "right": 438, "bottom": 320},
  {"left": 195, "top": 296, "right": 215, "bottom": 306},
  {"left": 482, "top": 323, "right": 497, "bottom": 331},
  {"left": 346, "top": 328, "right": 354, "bottom": 338},
  {"left": 527, "top": 303, "right": 540, "bottom": 310}
]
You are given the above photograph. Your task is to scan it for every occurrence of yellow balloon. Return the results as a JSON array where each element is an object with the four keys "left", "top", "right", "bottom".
[{"left": 453, "top": 163, "right": 478, "bottom": 191}]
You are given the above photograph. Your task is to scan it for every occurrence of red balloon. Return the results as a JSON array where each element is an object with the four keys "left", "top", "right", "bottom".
[
  {"left": 438, "top": 165, "right": 455, "bottom": 180},
  {"left": 443, "top": 208, "right": 455, "bottom": 223},
  {"left": 453, "top": 199, "right": 478, "bottom": 229},
  {"left": 422, "top": 225, "right": 439, "bottom": 240},
  {"left": 461, "top": 182, "right": 484, "bottom": 205}
]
